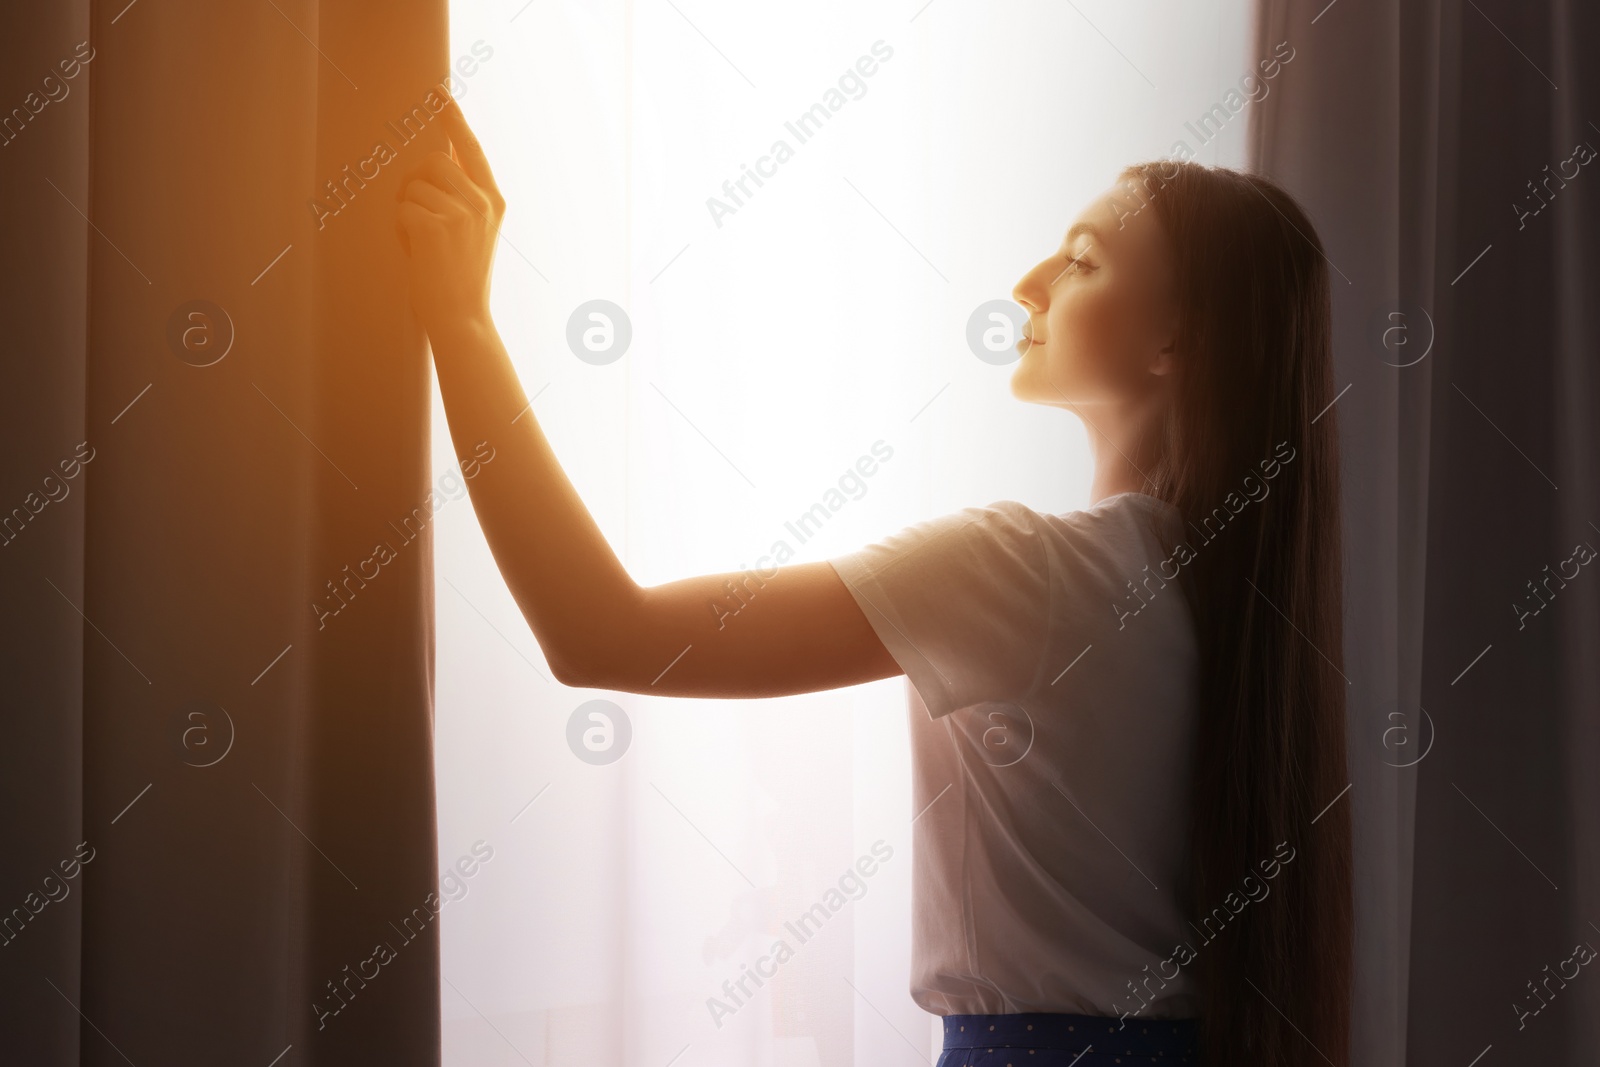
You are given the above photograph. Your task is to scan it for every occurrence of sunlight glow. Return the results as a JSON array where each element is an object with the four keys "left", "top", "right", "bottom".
[{"left": 432, "top": 3, "right": 1247, "bottom": 1062}]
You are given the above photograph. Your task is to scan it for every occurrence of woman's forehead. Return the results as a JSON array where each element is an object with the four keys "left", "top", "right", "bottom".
[{"left": 1065, "top": 182, "right": 1162, "bottom": 246}]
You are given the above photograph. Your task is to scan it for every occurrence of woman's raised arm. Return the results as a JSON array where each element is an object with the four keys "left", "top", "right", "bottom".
[{"left": 396, "top": 100, "right": 900, "bottom": 698}]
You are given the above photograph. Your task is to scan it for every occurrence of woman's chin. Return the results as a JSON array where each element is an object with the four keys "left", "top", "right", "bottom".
[
  {"left": 1008, "top": 359, "right": 1060, "bottom": 405},
  {"left": 1007, "top": 371, "right": 1037, "bottom": 403},
  {"left": 1008, "top": 355, "right": 1034, "bottom": 397}
]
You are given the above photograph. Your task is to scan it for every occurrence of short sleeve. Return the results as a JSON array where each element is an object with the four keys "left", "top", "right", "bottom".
[{"left": 827, "top": 500, "right": 1052, "bottom": 719}]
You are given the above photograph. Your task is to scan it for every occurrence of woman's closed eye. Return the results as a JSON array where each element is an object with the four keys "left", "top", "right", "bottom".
[{"left": 1051, "top": 247, "right": 1095, "bottom": 282}]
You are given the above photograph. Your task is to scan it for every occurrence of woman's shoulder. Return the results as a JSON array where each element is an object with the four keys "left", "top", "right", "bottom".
[
  {"left": 841, "top": 495, "right": 1177, "bottom": 572},
  {"left": 1002, "top": 496, "right": 1186, "bottom": 595},
  {"left": 912, "top": 498, "right": 1175, "bottom": 583},
  {"left": 987, "top": 493, "right": 1180, "bottom": 539}
]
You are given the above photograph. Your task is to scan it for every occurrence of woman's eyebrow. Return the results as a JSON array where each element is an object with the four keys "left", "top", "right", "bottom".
[{"left": 1064, "top": 221, "right": 1101, "bottom": 245}]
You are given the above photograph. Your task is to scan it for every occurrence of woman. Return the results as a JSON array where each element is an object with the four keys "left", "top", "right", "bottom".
[{"left": 396, "top": 99, "right": 1353, "bottom": 1067}]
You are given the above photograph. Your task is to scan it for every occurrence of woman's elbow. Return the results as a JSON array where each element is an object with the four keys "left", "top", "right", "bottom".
[
  {"left": 545, "top": 633, "right": 643, "bottom": 691},
  {"left": 547, "top": 646, "right": 606, "bottom": 689},
  {"left": 537, "top": 591, "right": 654, "bottom": 691}
]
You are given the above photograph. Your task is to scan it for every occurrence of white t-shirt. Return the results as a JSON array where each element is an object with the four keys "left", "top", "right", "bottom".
[{"left": 828, "top": 492, "right": 1201, "bottom": 1019}]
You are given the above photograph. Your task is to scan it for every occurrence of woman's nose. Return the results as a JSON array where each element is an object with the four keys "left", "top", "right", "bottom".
[{"left": 1012, "top": 259, "right": 1049, "bottom": 312}]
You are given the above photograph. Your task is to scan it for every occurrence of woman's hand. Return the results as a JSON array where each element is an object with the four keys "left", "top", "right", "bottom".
[{"left": 395, "top": 98, "right": 504, "bottom": 339}]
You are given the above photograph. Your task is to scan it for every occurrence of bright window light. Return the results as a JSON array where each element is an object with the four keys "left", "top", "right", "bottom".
[{"left": 434, "top": 3, "right": 1249, "bottom": 1063}]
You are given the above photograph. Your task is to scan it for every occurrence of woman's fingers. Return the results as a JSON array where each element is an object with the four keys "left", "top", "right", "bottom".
[
  {"left": 395, "top": 199, "right": 441, "bottom": 245},
  {"left": 392, "top": 102, "right": 502, "bottom": 333},
  {"left": 438, "top": 97, "right": 505, "bottom": 213},
  {"left": 401, "top": 176, "right": 454, "bottom": 216},
  {"left": 406, "top": 150, "right": 492, "bottom": 219}
]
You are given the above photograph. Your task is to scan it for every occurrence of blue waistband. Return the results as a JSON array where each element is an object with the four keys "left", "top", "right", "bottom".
[{"left": 941, "top": 1012, "right": 1200, "bottom": 1059}]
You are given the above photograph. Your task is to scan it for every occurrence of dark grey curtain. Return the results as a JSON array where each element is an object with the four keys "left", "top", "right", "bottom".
[
  {"left": 1250, "top": 0, "right": 1599, "bottom": 1064},
  {"left": 1, "top": 2, "right": 448, "bottom": 1063}
]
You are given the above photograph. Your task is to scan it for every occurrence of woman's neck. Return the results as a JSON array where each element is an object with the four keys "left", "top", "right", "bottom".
[{"left": 1082, "top": 392, "right": 1168, "bottom": 507}]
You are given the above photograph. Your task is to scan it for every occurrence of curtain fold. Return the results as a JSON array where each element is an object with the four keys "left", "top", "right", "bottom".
[
  {"left": 1250, "top": 0, "right": 1600, "bottom": 1063},
  {"left": 0, "top": 3, "right": 91, "bottom": 1063},
  {"left": 2, "top": 2, "right": 449, "bottom": 1063}
]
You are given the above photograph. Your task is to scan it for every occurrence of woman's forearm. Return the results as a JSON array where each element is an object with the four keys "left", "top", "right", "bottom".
[{"left": 428, "top": 313, "right": 638, "bottom": 680}]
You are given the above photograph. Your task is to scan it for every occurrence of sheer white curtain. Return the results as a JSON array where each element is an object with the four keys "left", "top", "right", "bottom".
[{"left": 431, "top": 3, "right": 1247, "bottom": 1064}]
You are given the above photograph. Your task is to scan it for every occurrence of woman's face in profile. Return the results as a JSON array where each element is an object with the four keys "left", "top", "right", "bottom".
[{"left": 1009, "top": 176, "right": 1179, "bottom": 409}]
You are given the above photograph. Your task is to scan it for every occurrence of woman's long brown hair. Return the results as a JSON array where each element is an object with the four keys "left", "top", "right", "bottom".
[{"left": 1121, "top": 160, "right": 1353, "bottom": 1066}]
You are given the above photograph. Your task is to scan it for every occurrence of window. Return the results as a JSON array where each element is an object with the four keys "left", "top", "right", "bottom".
[{"left": 433, "top": 2, "right": 1248, "bottom": 1062}]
